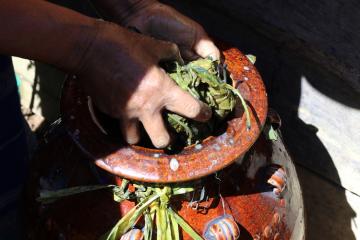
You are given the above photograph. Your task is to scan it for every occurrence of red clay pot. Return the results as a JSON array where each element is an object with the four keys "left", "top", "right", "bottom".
[
  {"left": 60, "top": 46, "right": 268, "bottom": 183},
  {"left": 26, "top": 46, "right": 304, "bottom": 240}
]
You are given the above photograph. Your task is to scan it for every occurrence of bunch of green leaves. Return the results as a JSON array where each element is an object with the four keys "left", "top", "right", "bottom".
[
  {"left": 38, "top": 179, "right": 133, "bottom": 204},
  {"left": 102, "top": 186, "right": 202, "bottom": 240},
  {"left": 163, "top": 58, "right": 250, "bottom": 146},
  {"left": 38, "top": 182, "right": 203, "bottom": 240}
]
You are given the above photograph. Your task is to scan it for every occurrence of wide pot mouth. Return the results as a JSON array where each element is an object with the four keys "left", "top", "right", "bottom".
[{"left": 60, "top": 46, "right": 268, "bottom": 183}]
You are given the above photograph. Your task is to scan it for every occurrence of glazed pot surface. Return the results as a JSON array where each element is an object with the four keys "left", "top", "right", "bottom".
[
  {"left": 60, "top": 46, "right": 268, "bottom": 183},
  {"left": 27, "top": 126, "right": 304, "bottom": 240}
]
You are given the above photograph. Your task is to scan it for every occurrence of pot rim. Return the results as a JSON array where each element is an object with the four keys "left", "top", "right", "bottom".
[{"left": 60, "top": 46, "right": 268, "bottom": 183}]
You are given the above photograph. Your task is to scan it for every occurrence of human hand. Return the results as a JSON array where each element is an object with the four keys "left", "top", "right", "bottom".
[
  {"left": 121, "top": 1, "right": 220, "bottom": 60},
  {"left": 75, "top": 21, "right": 212, "bottom": 148}
]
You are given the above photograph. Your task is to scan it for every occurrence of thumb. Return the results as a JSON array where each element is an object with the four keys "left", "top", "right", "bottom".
[
  {"left": 154, "top": 40, "right": 184, "bottom": 64},
  {"left": 192, "top": 27, "right": 220, "bottom": 60},
  {"left": 194, "top": 37, "right": 220, "bottom": 60}
]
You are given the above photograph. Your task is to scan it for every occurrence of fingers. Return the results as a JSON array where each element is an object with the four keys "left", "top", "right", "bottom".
[
  {"left": 154, "top": 41, "right": 184, "bottom": 64},
  {"left": 120, "top": 118, "right": 140, "bottom": 145},
  {"left": 180, "top": 48, "right": 199, "bottom": 61},
  {"left": 165, "top": 85, "right": 212, "bottom": 122},
  {"left": 193, "top": 37, "right": 220, "bottom": 60},
  {"left": 185, "top": 24, "right": 219, "bottom": 60},
  {"left": 140, "top": 113, "right": 171, "bottom": 148}
]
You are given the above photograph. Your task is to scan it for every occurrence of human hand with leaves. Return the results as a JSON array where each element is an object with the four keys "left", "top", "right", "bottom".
[
  {"left": 76, "top": 21, "right": 212, "bottom": 148},
  {"left": 0, "top": 0, "right": 212, "bottom": 149}
]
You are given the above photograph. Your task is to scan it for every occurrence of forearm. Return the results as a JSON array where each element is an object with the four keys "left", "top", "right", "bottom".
[
  {"left": 0, "top": 0, "right": 98, "bottom": 72},
  {"left": 89, "top": 0, "right": 156, "bottom": 25}
]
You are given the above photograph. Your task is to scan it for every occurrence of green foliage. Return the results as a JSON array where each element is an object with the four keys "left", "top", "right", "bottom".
[
  {"left": 39, "top": 183, "right": 203, "bottom": 240},
  {"left": 246, "top": 54, "right": 257, "bottom": 64},
  {"left": 164, "top": 58, "right": 250, "bottom": 146},
  {"left": 103, "top": 185, "right": 202, "bottom": 240},
  {"left": 264, "top": 124, "right": 279, "bottom": 141},
  {"left": 37, "top": 185, "right": 117, "bottom": 204}
]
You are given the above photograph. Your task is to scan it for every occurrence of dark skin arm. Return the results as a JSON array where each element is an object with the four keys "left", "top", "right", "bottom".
[
  {"left": 90, "top": 0, "right": 220, "bottom": 60},
  {"left": 0, "top": 0, "right": 95, "bottom": 71},
  {"left": 0, "top": 0, "right": 213, "bottom": 148},
  {"left": 90, "top": 0, "right": 157, "bottom": 25}
]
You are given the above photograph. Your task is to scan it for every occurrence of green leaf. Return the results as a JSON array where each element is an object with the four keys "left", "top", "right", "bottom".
[
  {"left": 168, "top": 208, "right": 203, "bottom": 240},
  {"left": 266, "top": 125, "right": 279, "bottom": 141},
  {"left": 168, "top": 113, "right": 193, "bottom": 141},
  {"left": 104, "top": 193, "right": 160, "bottom": 240},
  {"left": 144, "top": 210, "right": 153, "bottom": 240},
  {"left": 159, "top": 207, "right": 168, "bottom": 240},
  {"left": 246, "top": 54, "right": 257, "bottom": 64},
  {"left": 113, "top": 189, "right": 131, "bottom": 202},
  {"left": 227, "top": 85, "right": 251, "bottom": 130},
  {"left": 155, "top": 204, "right": 162, "bottom": 240},
  {"left": 170, "top": 210, "right": 180, "bottom": 240},
  {"left": 172, "top": 187, "right": 194, "bottom": 195},
  {"left": 165, "top": 209, "right": 172, "bottom": 240},
  {"left": 37, "top": 185, "right": 116, "bottom": 204},
  {"left": 165, "top": 58, "right": 245, "bottom": 146}
]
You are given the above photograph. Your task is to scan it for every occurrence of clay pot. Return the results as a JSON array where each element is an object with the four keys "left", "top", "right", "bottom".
[
  {"left": 60, "top": 46, "right": 268, "bottom": 183},
  {"left": 27, "top": 127, "right": 304, "bottom": 240},
  {"left": 26, "top": 46, "right": 304, "bottom": 240}
]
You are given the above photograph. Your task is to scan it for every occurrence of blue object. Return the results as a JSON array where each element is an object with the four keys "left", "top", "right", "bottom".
[{"left": 15, "top": 74, "right": 21, "bottom": 88}]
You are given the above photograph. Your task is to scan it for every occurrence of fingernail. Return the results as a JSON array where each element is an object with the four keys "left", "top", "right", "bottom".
[
  {"left": 155, "top": 136, "right": 170, "bottom": 148},
  {"left": 127, "top": 136, "right": 139, "bottom": 145},
  {"left": 194, "top": 39, "right": 220, "bottom": 60}
]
